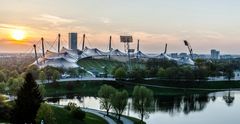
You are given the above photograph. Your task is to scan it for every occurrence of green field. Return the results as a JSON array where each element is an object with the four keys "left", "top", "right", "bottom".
[
  {"left": 77, "top": 58, "right": 145, "bottom": 74},
  {"left": 78, "top": 58, "right": 124, "bottom": 73}
]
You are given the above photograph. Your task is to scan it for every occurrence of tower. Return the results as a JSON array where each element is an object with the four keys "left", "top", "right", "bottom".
[{"left": 69, "top": 32, "right": 78, "bottom": 50}]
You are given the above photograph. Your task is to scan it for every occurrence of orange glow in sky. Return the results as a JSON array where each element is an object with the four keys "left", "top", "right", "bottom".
[{"left": 11, "top": 29, "right": 26, "bottom": 41}]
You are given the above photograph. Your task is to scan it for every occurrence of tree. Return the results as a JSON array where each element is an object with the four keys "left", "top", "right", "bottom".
[
  {"left": 39, "top": 71, "right": 46, "bottom": 84},
  {"left": 36, "top": 103, "right": 56, "bottom": 124},
  {"left": 78, "top": 68, "right": 86, "bottom": 78},
  {"left": 114, "top": 67, "right": 126, "bottom": 80},
  {"left": 223, "top": 64, "right": 235, "bottom": 81},
  {"left": 38, "top": 85, "right": 46, "bottom": 97},
  {"left": 26, "top": 65, "right": 40, "bottom": 79},
  {"left": 10, "top": 70, "right": 19, "bottom": 78},
  {"left": 0, "top": 70, "right": 6, "bottom": 83},
  {"left": 7, "top": 76, "right": 25, "bottom": 95},
  {"left": 157, "top": 68, "right": 167, "bottom": 79},
  {"left": 98, "top": 84, "right": 116, "bottom": 116},
  {"left": 11, "top": 73, "right": 43, "bottom": 124},
  {"left": 132, "top": 86, "right": 154, "bottom": 123},
  {"left": 130, "top": 68, "right": 146, "bottom": 81},
  {"left": 68, "top": 68, "right": 78, "bottom": 78},
  {"left": 111, "top": 90, "right": 128, "bottom": 120},
  {"left": 52, "top": 70, "right": 60, "bottom": 83}
]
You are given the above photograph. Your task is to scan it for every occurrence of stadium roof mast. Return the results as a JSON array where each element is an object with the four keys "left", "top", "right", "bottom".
[
  {"left": 120, "top": 35, "right": 134, "bottom": 71},
  {"left": 41, "top": 37, "right": 45, "bottom": 57},
  {"left": 33, "top": 44, "right": 38, "bottom": 65},
  {"left": 184, "top": 40, "right": 193, "bottom": 59},
  {"left": 164, "top": 43, "right": 167, "bottom": 54},
  {"left": 108, "top": 35, "right": 112, "bottom": 59},
  {"left": 58, "top": 33, "right": 61, "bottom": 53},
  {"left": 136, "top": 39, "right": 140, "bottom": 59}
]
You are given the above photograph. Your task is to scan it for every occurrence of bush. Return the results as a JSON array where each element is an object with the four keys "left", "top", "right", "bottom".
[
  {"left": 70, "top": 107, "right": 86, "bottom": 120},
  {"left": 36, "top": 104, "right": 56, "bottom": 124},
  {"left": 0, "top": 95, "right": 12, "bottom": 120},
  {"left": 64, "top": 102, "right": 77, "bottom": 111}
]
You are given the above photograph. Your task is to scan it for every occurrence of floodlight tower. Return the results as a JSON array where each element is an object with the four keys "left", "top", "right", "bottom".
[{"left": 120, "top": 35, "right": 134, "bottom": 71}]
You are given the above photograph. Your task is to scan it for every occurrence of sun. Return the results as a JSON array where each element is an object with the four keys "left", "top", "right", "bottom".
[{"left": 11, "top": 30, "right": 25, "bottom": 40}]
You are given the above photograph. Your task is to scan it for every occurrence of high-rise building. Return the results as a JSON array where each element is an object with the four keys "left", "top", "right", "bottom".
[
  {"left": 69, "top": 32, "right": 78, "bottom": 50},
  {"left": 211, "top": 49, "right": 220, "bottom": 59}
]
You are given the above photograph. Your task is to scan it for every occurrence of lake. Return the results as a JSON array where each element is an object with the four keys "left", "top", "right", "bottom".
[{"left": 47, "top": 90, "right": 240, "bottom": 124}]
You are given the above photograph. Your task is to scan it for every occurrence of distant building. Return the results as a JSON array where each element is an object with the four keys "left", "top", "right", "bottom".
[
  {"left": 179, "top": 53, "right": 188, "bottom": 58},
  {"left": 198, "top": 54, "right": 211, "bottom": 59},
  {"left": 211, "top": 49, "right": 220, "bottom": 59},
  {"left": 69, "top": 32, "right": 78, "bottom": 50},
  {"left": 192, "top": 54, "right": 200, "bottom": 60},
  {"left": 170, "top": 53, "right": 178, "bottom": 58},
  {"left": 220, "top": 55, "right": 233, "bottom": 59}
]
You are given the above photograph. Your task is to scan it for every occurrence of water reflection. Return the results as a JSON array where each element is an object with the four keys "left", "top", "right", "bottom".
[
  {"left": 46, "top": 91, "right": 238, "bottom": 124},
  {"left": 154, "top": 94, "right": 211, "bottom": 116},
  {"left": 223, "top": 90, "right": 235, "bottom": 106}
]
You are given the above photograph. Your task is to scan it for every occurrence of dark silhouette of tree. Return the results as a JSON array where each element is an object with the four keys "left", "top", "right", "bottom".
[{"left": 11, "top": 73, "right": 43, "bottom": 124}]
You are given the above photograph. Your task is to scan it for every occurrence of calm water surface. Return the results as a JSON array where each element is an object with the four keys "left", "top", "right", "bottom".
[{"left": 47, "top": 91, "right": 240, "bottom": 124}]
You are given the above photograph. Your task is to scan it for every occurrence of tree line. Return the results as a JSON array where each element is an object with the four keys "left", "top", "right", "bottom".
[
  {"left": 98, "top": 84, "right": 154, "bottom": 124},
  {"left": 112, "top": 58, "right": 239, "bottom": 81}
]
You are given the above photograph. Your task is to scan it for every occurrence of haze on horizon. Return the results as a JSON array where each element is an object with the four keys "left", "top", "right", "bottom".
[{"left": 0, "top": 0, "right": 240, "bottom": 54}]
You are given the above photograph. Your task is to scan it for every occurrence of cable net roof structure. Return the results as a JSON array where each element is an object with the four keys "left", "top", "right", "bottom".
[
  {"left": 108, "top": 49, "right": 126, "bottom": 56},
  {"left": 81, "top": 47, "right": 108, "bottom": 58},
  {"left": 135, "top": 51, "right": 150, "bottom": 58}
]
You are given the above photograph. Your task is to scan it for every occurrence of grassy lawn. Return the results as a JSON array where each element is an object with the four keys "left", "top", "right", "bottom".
[
  {"left": 51, "top": 106, "right": 107, "bottom": 124},
  {"left": 85, "top": 112, "right": 108, "bottom": 124}
]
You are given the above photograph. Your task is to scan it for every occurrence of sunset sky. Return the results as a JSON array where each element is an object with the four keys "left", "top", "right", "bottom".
[{"left": 1, "top": 0, "right": 240, "bottom": 54}]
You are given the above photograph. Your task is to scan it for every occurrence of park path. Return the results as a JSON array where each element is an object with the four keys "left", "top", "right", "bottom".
[
  {"left": 106, "top": 112, "right": 133, "bottom": 124},
  {"left": 82, "top": 108, "right": 117, "bottom": 124},
  {"left": 83, "top": 108, "right": 133, "bottom": 124}
]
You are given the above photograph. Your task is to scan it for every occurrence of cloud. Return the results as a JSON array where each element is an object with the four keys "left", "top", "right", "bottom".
[
  {"left": 0, "top": 24, "right": 26, "bottom": 30},
  {"left": 100, "top": 17, "right": 111, "bottom": 24},
  {"left": 33, "top": 14, "right": 75, "bottom": 25},
  {"left": 197, "top": 31, "right": 224, "bottom": 40}
]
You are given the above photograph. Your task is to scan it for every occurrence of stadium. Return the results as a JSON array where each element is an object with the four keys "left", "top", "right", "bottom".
[{"left": 31, "top": 33, "right": 195, "bottom": 77}]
